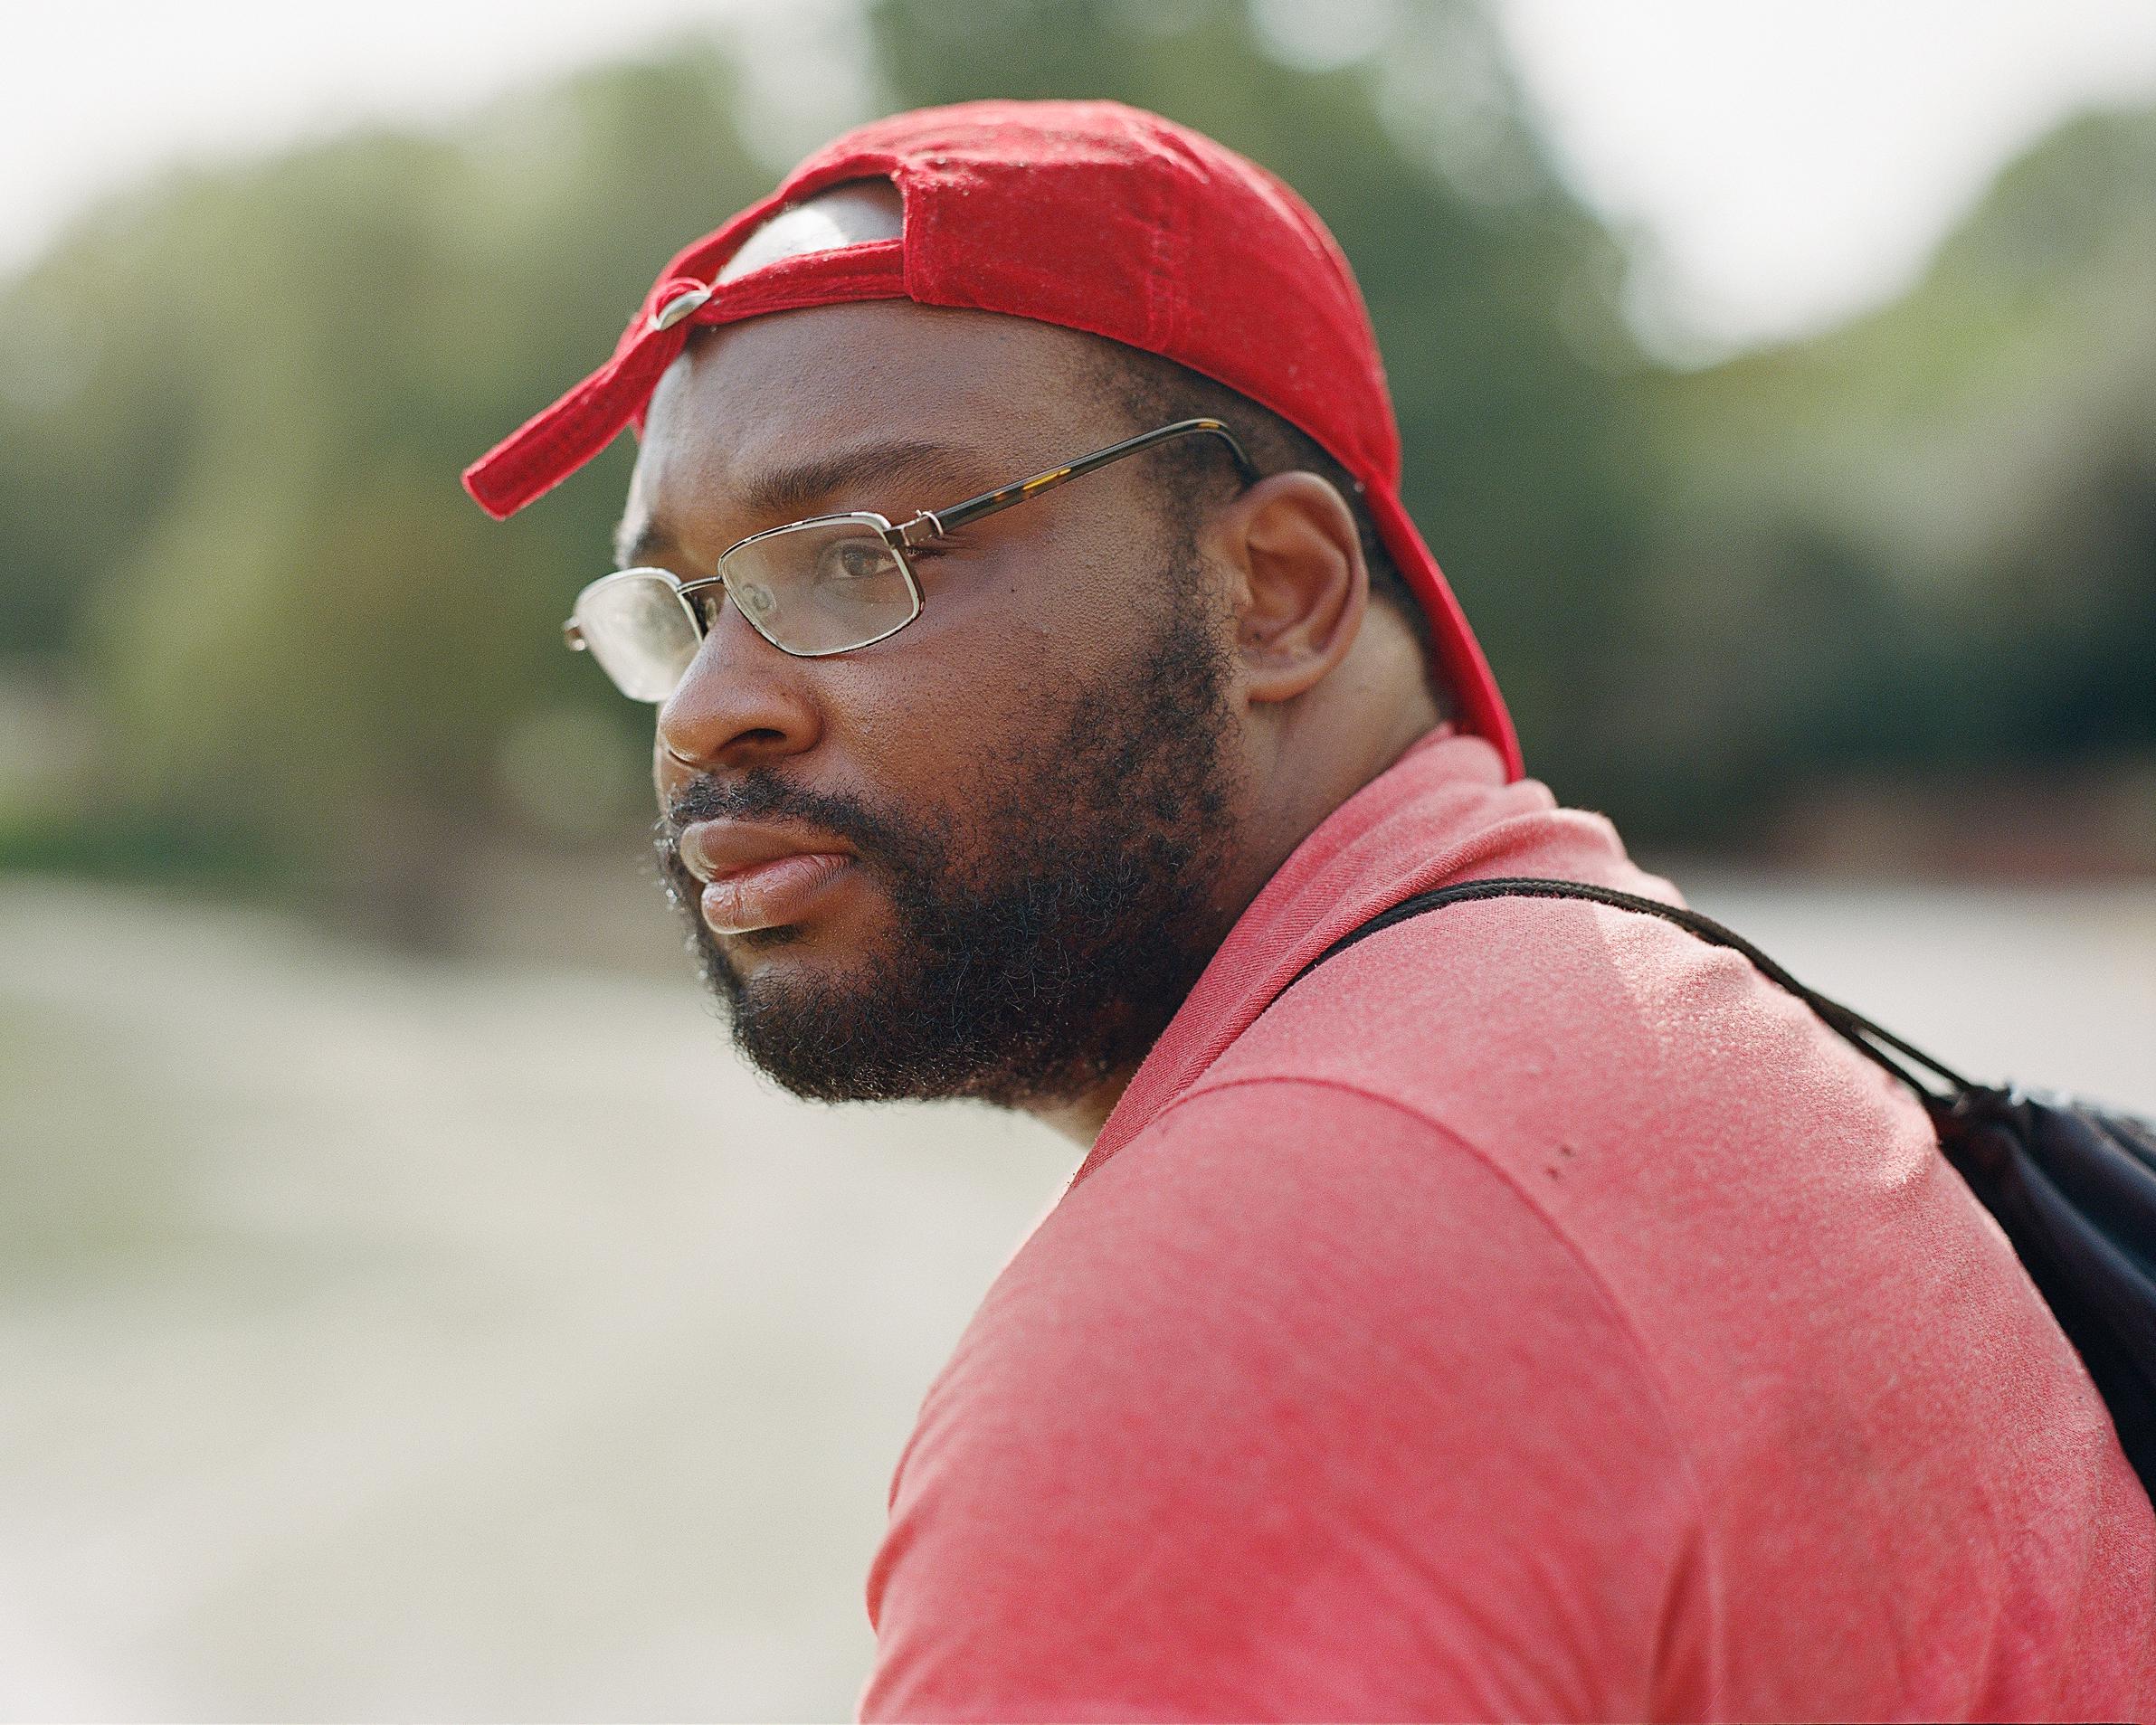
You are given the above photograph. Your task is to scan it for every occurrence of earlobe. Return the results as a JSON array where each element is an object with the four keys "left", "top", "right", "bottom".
[{"left": 1216, "top": 471, "right": 1366, "bottom": 706}]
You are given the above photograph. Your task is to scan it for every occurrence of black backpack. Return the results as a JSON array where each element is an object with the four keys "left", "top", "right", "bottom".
[{"left": 1292, "top": 876, "right": 2156, "bottom": 1497}]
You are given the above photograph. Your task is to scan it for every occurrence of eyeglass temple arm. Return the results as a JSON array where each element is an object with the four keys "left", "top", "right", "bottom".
[{"left": 893, "top": 418, "right": 1261, "bottom": 545}]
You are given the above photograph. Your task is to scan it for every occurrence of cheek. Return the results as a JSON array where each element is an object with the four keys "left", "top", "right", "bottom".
[
  {"left": 837, "top": 532, "right": 1143, "bottom": 758},
  {"left": 976, "top": 529, "right": 1140, "bottom": 659}
]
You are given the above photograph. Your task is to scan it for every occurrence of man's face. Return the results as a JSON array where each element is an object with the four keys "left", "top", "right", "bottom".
[{"left": 623, "top": 301, "right": 1254, "bottom": 1110}]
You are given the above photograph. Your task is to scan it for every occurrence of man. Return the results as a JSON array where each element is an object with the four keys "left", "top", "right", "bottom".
[{"left": 465, "top": 102, "right": 2153, "bottom": 1721}]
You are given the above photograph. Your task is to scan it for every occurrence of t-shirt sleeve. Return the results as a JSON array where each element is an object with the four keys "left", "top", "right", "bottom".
[{"left": 858, "top": 1078, "right": 1705, "bottom": 1723}]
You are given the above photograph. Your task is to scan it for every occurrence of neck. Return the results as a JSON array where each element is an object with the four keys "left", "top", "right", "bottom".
[
  {"left": 1021, "top": 696, "right": 1445, "bottom": 1151},
  {"left": 1028, "top": 1068, "right": 1138, "bottom": 1148}
]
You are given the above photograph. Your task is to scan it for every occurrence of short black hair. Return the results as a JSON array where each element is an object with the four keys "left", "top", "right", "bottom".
[{"left": 1084, "top": 342, "right": 1447, "bottom": 712}]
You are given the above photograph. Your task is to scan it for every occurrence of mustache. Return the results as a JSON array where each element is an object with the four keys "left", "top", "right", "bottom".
[{"left": 653, "top": 770, "right": 917, "bottom": 873}]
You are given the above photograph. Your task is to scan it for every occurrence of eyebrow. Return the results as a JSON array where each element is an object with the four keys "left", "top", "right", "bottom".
[{"left": 613, "top": 437, "right": 997, "bottom": 569}]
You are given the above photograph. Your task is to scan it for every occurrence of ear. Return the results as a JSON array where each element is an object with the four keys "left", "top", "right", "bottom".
[{"left": 1203, "top": 471, "right": 1367, "bottom": 705}]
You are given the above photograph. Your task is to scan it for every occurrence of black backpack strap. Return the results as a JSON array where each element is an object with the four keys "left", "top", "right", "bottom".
[{"left": 1285, "top": 876, "right": 1975, "bottom": 1101}]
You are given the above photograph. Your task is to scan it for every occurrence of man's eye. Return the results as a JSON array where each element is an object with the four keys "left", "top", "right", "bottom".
[{"left": 815, "top": 539, "right": 895, "bottom": 583}]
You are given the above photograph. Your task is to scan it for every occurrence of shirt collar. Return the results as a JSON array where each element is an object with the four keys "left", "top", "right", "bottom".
[{"left": 1070, "top": 728, "right": 1631, "bottom": 1186}]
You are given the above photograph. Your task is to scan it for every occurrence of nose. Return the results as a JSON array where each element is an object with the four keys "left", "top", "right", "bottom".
[{"left": 653, "top": 602, "right": 823, "bottom": 791}]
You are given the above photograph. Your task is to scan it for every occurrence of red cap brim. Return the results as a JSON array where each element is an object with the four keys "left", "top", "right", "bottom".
[{"left": 461, "top": 240, "right": 910, "bottom": 520}]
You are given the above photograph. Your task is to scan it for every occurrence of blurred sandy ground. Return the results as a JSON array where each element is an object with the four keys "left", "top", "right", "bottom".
[
  {"left": 0, "top": 867, "right": 1075, "bottom": 1720},
  {"left": 1, "top": 866, "right": 2151, "bottom": 1720}
]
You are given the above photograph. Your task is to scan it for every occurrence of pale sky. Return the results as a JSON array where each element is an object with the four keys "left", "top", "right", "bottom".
[
  {"left": 1502, "top": 0, "right": 2156, "bottom": 353},
  {"left": 6, "top": 0, "right": 2156, "bottom": 355}
]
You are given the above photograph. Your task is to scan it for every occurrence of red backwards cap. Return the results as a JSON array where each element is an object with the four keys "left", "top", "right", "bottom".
[{"left": 463, "top": 99, "right": 1521, "bottom": 777}]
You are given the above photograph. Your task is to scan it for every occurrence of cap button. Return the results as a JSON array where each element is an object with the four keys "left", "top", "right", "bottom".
[{"left": 650, "top": 283, "right": 713, "bottom": 332}]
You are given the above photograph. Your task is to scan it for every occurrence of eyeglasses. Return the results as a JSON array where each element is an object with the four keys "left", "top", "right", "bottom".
[{"left": 564, "top": 417, "right": 1260, "bottom": 701}]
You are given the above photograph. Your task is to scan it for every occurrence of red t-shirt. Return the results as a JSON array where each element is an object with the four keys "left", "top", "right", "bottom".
[{"left": 860, "top": 731, "right": 2154, "bottom": 1721}]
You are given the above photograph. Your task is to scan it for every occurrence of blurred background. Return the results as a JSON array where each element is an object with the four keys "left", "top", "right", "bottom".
[{"left": 3, "top": 0, "right": 2152, "bottom": 1716}]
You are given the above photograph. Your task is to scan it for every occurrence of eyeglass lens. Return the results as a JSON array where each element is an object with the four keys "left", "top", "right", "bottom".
[
  {"left": 573, "top": 570, "right": 700, "bottom": 702},
  {"left": 722, "top": 517, "right": 918, "bottom": 657},
  {"left": 573, "top": 517, "right": 923, "bottom": 701}
]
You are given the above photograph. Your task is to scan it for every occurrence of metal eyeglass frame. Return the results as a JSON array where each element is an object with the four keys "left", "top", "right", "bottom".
[{"left": 564, "top": 416, "right": 1262, "bottom": 677}]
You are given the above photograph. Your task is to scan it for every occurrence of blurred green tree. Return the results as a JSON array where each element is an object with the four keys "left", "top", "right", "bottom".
[
  {"left": 0, "top": 6, "right": 2149, "bottom": 919},
  {"left": 0, "top": 48, "right": 776, "bottom": 918},
  {"left": 1637, "top": 104, "right": 2156, "bottom": 840}
]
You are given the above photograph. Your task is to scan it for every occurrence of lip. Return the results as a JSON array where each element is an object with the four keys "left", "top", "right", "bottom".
[{"left": 678, "top": 819, "right": 859, "bottom": 936}]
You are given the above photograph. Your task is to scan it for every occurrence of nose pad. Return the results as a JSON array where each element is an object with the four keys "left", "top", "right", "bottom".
[{"left": 734, "top": 581, "right": 779, "bottom": 627}]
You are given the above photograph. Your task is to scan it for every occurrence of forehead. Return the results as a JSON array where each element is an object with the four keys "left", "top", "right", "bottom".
[{"left": 630, "top": 301, "right": 1116, "bottom": 531}]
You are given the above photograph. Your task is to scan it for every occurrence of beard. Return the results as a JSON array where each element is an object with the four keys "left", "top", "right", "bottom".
[{"left": 653, "top": 565, "right": 1247, "bottom": 1110}]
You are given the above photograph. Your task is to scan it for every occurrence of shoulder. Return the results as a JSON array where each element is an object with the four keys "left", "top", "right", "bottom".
[
  {"left": 862, "top": 1077, "right": 1701, "bottom": 1720},
  {"left": 1197, "top": 886, "right": 1933, "bottom": 1202},
  {"left": 989, "top": 1075, "right": 1668, "bottom": 1383},
  {"left": 893, "top": 1078, "right": 1688, "bottom": 1493}
]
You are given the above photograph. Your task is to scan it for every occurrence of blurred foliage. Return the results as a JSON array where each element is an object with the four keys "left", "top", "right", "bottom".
[
  {"left": 0, "top": 45, "right": 778, "bottom": 923},
  {"left": 0, "top": 0, "right": 2151, "bottom": 927},
  {"left": 1621, "top": 104, "right": 2156, "bottom": 842}
]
